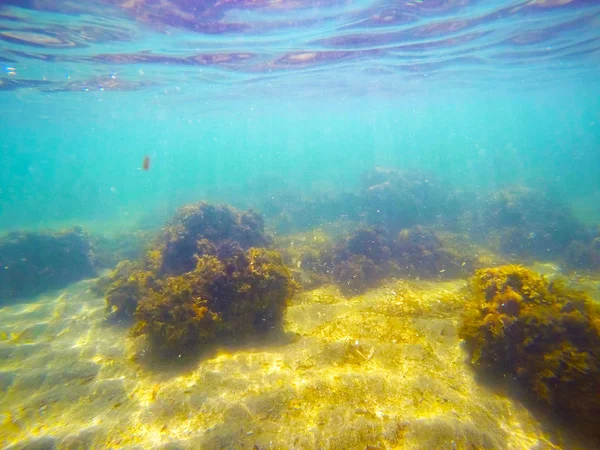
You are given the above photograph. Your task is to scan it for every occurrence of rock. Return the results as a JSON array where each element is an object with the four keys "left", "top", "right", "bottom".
[{"left": 0, "top": 228, "right": 95, "bottom": 302}]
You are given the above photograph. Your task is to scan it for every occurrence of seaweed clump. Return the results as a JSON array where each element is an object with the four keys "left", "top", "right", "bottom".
[
  {"left": 460, "top": 265, "right": 600, "bottom": 432},
  {"left": 328, "top": 226, "right": 471, "bottom": 295},
  {"left": 261, "top": 191, "right": 363, "bottom": 235},
  {"left": 0, "top": 227, "right": 95, "bottom": 302},
  {"left": 361, "top": 168, "right": 463, "bottom": 232},
  {"left": 132, "top": 248, "right": 295, "bottom": 354},
  {"left": 331, "top": 227, "right": 394, "bottom": 296},
  {"left": 101, "top": 202, "right": 296, "bottom": 357},
  {"left": 564, "top": 226, "right": 600, "bottom": 272},
  {"left": 159, "top": 201, "right": 270, "bottom": 275},
  {"left": 101, "top": 261, "right": 158, "bottom": 319},
  {"left": 394, "top": 226, "right": 466, "bottom": 278},
  {"left": 480, "top": 187, "right": 586, "bottom": 260}
]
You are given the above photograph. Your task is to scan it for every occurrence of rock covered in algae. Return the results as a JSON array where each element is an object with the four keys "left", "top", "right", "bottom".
[
  {"left": 102, "top": 261, "right": 158, "bottom": 319},
  {"left": 479, "top": 186, "right": 586, "bottom": 259},
  {"left": 275, "top": 230, "right": 336, "bottom": 290},
  {"left": 564, "top": 226, "right": 600, "bottom": 272},
  {"left": 460, "top": 264, "right": 600, "bottom": 435},
  {"left": 0, "top": 227, "right": 95, "bottom": 302},
  {"left": 328, "top": 226, "right": 473, "bottom": 295},
  {"left": 393, "top": 226, "right": 467, "bottom": 278},
  {"left": 158, "top": 201, "right": 270, "bottom": 276},
  {"left": 99, "top": 201, "right": 297, "bottom": 357},
  {"left": 101, "top": 202, "right": 274, "bottom": 319},
  {"left": 132, "top": 247, "right": 297, "bottom": 356},
  {"left": 361, "top": 167, "right": 463, "bottom": 232},
  {"left": 276, "top": 225, "right": 475, "bottom": 296}
]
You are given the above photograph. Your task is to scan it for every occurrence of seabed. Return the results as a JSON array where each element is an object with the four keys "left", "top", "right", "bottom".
[{"left": 2, "top": 266, "right": 596, "bottom": 450}]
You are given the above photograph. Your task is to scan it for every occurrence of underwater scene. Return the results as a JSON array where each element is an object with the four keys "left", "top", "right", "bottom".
[{"left": 1, "top": 0, "right": 600, "bottom": 449}]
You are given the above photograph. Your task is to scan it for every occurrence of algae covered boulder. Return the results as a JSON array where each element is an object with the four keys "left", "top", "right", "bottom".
[
  {"left": 0, "top": 227, "right": 95, "bottom": 302},
  {"left": 564, "top": 226, "right": 600, "bottom": 271},
  {"left": 103, "top": 261, "right": 158, "bottom": 319},
  {"left": 361, "top": 167, "right": 461, "bottom": 232},
  {"left": 460, "top": 265, "right": 600, "bottom": 433},
  {"left": 131, "top": 247, "right": 297, "bottom": 356},
  {"left": 100, "top": 201, "right": 297, "bottom": 358},
  {"left": 328, "top": 226, "right": 472, "bottom": 295},
  {"left": 480, "top": 187, "right": 586, "bottom": 259},
  {"left": 158, "top": 201, "right": 271, "bottom": 275}
]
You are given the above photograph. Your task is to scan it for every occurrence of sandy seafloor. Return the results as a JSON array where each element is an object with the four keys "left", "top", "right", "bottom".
[{"left": 1, "top": 266, "right": 599, "bottom": 450}]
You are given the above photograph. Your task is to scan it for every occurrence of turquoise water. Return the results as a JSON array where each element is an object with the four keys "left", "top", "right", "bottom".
[
  {"left": 3, "top": 2, "right": 600, "bottom": 449},
  {"left": 1, "top": 1, "right": 599, "bottom": 230}
]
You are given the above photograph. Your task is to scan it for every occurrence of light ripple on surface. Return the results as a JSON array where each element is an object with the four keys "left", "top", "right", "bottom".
[{"left": 0, "top": 1, "right": 598, "bottom": 97}]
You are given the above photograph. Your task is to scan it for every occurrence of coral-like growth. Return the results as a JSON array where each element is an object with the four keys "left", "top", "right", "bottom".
[
  {"left": 99, "top": 203, "right": 280, "bottom": 323},
  {"left": 344, "top": 227, "right": 393, "bottom": 264},
  {"left": 201, "top": 248, "right": 298, "bottom": 336},
  {"left": 460, "top": 265, "right": 600, "bottom": 430},
  {"left": 0, "top": 227, "right": 95, "bottom": 301},
  {"left": 159, "top": 202, "right": 270, "bottom": 275}
]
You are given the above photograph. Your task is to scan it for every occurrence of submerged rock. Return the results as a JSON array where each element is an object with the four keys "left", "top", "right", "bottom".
[{"left": 0, "top": 227, "right": 95, "bottom": 302}]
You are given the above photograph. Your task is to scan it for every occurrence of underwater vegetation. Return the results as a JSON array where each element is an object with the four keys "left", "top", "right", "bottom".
[
  {"left": 564, "top": 226, "right": 600, "bottom": 272},
  {"left": 278, "top": 225, "right": 473, "bottom": 296},
  {"left": 460, "top": 265, "right": 600, "bottom": 434},
  {"left": 262, "top": 167, "right": 465, "bottom": 235},
  {"left": 394, "top": 226, "right": 470, "bottom": 278},
  {"left": 101, "top": 201, "right": 296, "bottom": 357},
  {"left": 361, "top": 167, "right": 464, "bottom": 232},
  {"left": 158, "top": 201, "right": 271, "bottom": 276},
  {"left": 330, "top": 227, "right": 394, "bottom": 295},
  {"left": 103, "top": 261, "right": 158, "bottom": 319},
  {"left": 132, "top": 248, "right": 296, "bottom": 355},
  {"left": 91, "top": 230, "right": 154, "bottom": 270},
  {"left": 0, "top": 227, "right": 95, "bottom": 301},
  {"left": 261, "top": 169, "right": 600, "bottom": 275},
  {"left": 261, "top": 190, "right": 364, "bottom": 235},
  {"left": 479, "top": 187, "right": 587, "bottom": 260}
]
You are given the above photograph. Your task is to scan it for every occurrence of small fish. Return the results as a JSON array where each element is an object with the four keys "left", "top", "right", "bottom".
[{"left": 142, "top": 155, "right": 150, "bottom": 170}]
